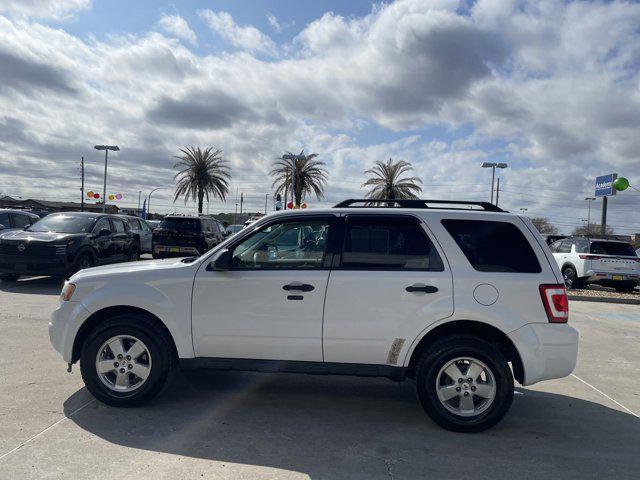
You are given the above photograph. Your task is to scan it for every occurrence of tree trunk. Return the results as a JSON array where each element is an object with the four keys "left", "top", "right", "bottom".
[{"left": 197, "top": 188, "right": 204, "bottom": 214}]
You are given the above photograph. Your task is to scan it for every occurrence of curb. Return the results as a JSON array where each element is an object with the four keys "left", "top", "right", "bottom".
[{"left": 568, "top": 295, "right": 640, "bottom": 305}]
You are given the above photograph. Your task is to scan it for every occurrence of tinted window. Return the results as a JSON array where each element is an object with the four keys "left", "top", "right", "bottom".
[
  {"left": 590, "top": 241, "right": 636, "bottom": 256},
  {"left": 11, "top": 214, "right": 31, "bottom": 228},
  {"left": 159, "top": 217, "right": 200, "bottom": 231},
  {"left": 341, "top": 217, "right": 444, "bottom": 271},
  {"left": 0, "top": 212, "right": 10, "bottom": 227},
  {"left": 112, "top": 218, "right": 126, "bottom": 233},
  {"left": 574, "top": 238, "right": 589, "bottom": 253},
  {"left": 139, "top": 220, "right": 151, "bottom": 232},
  {"left": 442, "top": 219, "right": 541, "bottom": 273},
  {"left": 29, "top": 214, "right": 97, "bottom": 233},
  {"left": 231, "top": 219, "right": 330, "bottom": 270},
  {"left": 93, "top": 217, "right": 111, "bottom": 233},
  {"left": 549, "top": 240, "right": 562, "bottom": 253},
  {"left": 557, "top": 240, "right": 572, "bottom": 253},
  {"left": 127, "top": 218, "right": 141, "bottom": 230}
]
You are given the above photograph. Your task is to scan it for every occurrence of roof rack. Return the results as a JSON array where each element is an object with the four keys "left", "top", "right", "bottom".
[{"left": 333, "top": 199, "right": 505, "bottom": 212}]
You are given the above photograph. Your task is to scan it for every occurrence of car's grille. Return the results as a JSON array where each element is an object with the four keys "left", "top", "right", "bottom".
[{"left": 0, "top": 243, "right": 57, "bottom": 256}]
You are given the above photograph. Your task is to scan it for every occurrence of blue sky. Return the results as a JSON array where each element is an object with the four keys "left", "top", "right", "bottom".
[{"left": 1, "top": 0, "right": 640, "bottom": 234}]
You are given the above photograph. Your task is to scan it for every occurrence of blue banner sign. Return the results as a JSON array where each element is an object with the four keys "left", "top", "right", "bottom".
[{"left": 595, "top": 173, "right": 617, "bottom": 197}]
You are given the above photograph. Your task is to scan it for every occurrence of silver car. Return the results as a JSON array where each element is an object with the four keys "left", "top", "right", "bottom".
[
  {"left": 0, "top": 209, "right": 40, "bottom": 235},
  {"left": 118, "top": 215, "right": 153, "bottom": 254}
]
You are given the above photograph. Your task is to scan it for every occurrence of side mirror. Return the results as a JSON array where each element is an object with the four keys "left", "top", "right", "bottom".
[
  {"left": 98, "top": 228, "right": 111, "bottom": 237},
  {"left": 207, "top": 249, "right": 231, "bottom": 271}
]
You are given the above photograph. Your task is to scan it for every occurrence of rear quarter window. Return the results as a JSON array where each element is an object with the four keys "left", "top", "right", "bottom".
[{"left": 442, "top": 219, "right": 541, "bottom": 273}]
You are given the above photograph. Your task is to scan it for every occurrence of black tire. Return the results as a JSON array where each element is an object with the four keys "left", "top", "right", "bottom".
[
  {"left": 562, "top": 266, "right": 578, "bottom": 290},
  {"left": 80, "top": 314, "right": 175, "bottom": 407},
  {"left": 128, "top": 245, "right": 140, "bottom": 262},
  {"left": 415, "top": 335, "right": 514, "bottom": 433},
  {"left": 0, "top": 274, "right": 20, "bottom": 282},
  {"left": 73, "top": 252, "right": 94, "bottom": 273}
]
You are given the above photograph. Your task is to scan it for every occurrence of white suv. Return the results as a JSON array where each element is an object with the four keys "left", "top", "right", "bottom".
[
  {"left": 550, "top": 236, "right": 640, "bottom": 292},
  {"left": 50, "top": 199, "right": 578, "bottom": 432}
]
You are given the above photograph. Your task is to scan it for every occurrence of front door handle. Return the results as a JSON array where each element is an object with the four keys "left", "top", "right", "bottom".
[
  {"left": 283, "top": 283, "right": 315, "bottom": 292},
  {"left": 406, "top": 284, "right": 438, "bottom": 293}
]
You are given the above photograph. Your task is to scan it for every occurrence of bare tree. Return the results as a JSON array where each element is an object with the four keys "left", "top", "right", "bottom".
[
  {"left": 572, "top": 223, "right": 614, "bottom": 236},
  {"left": 530, "top": 217, "right": 559, "bottom": 235}
]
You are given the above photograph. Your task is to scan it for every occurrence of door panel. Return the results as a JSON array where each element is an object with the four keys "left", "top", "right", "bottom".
[
  {"left": 322, "top": 215, "right": 454, "bottom": 365},
  {"left": 192, "top": 215, "right": 335, "bottom": 361}
]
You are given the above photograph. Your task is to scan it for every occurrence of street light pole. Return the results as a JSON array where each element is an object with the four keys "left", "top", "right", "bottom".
[
  {"left": 481, "top": 162, "right": 508, "bottom": 205},
  {"left": 94, "top": 145, "right": 120, "bottom": 213},
  {"left": 519, "top": 207, "right": 528, "bottom": 215},
  {"left": 147, "top": 187, "right": 169, "bottom": 219},
  {"left": 585, "top": 197, "right": 595, "bottom": 235},
  {"left": 265, "top": 193, "right": 269, "bottom": 214}
]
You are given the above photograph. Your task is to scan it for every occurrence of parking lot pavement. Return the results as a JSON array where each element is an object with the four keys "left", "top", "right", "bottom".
[{"left": 0, "top": 278, "right": 639, "bottom": 479}]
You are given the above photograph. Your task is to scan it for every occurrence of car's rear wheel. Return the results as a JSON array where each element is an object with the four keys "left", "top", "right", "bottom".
[
  {"left": 0, "top": 274, "right": 20, "bottom": 282},
  {"left": 80, "top": 315, "right": 174, "bottom": 407},
  {"left": 562, "top": 266, "right": 578, "bottom": 289},
  {"left": 128, "top": 245, "right": 140, "bottom": 262},
  {"left": 415, "top": 335, "right": 514, "bottom": 433}
]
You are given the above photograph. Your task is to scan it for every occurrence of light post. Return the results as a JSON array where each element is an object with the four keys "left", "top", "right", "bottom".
[
  {"left": 519, "top": 207, "right": 528, "bottom": 215},
  {"left": 94, "top": 145, "right": 120, "bottom": 213},
  {"left": 147, "top": 187, "right": 170, "bottom": 219},
  {"left": 481, "top": 162, "right": 508, "bottom": 205},
  {"left": 585, "top": 197, "right": 595, "bottom": 235},
  {"left": 265, "top": 193, "right": 269, "bottom": 214}
]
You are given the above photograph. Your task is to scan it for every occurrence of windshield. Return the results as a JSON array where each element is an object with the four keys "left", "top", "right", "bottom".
[
  {"left": 159, "top": 217, "right": 201, "bottom": 231},
  {"left": 28, "top": 214, "right": 97, "bottom": 233},
  {"left": 590, "top": 241, "right": 637, "bottom": 256}
]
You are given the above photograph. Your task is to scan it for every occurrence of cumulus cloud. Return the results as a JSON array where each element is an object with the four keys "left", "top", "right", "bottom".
[
  {"left": 158, "top": 13, "right": 197, "bottom": 46},
  {"left": 0, "top": 0, "right": 640, "bottom": 232},
  {"left": 0, "top": 0, "right": 90, "bottom": 21},
  {"left": 198, "top": 9, "right": 276, "bottom": 55}
]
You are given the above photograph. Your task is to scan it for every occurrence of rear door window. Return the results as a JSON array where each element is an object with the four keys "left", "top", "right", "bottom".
[
  {"left": 111, "top": 218, "right": 126, "bottom": 233},
  {"left": 11, "top": 213, "right": 31, "bottom": 229},
  {"left": 557, "top": 240, "right": 572, "bottom": 253},
  {"left": 442, "top": 219, "right": 541, "bottom": 273},
  {"left": 340, "top": 216, "right": 444, "bottom": 271},
  {"left": 0, "top": 212, "right": 10, "bottom": 228}
]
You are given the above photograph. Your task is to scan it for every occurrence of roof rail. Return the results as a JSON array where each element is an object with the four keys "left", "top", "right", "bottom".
[{"left": 333, "top": 199, "right": 505, "bottom": 212}]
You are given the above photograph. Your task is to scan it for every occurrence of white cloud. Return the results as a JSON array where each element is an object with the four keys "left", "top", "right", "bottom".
[
  {"left": 158, "top": 14, "right": 197, "bottom": 46},
  {"left": 0, "top": 0, "right": 90, "bottom": 21},
  {"left": 1, "top": 0, "right": 640, "bottom": 232},
  {"left": 266, "top": 12, "right": 281, "bottom": 33},
  {"left": 198, "top": 10, "right": 276, "bottom": 55}
]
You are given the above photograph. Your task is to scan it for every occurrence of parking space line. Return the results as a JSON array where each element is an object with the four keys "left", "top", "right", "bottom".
[
  {"left": 571, "top": 374, "right": 639, "bottom": 418},
  {"left": 0, "top": 399, "right": 95, "bottom": 463}
]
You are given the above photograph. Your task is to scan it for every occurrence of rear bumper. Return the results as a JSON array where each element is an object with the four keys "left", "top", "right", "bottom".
[
  {"left": 508, "top": 323, "right": 579, "bottom": 386},
  {"left": 584, "top": 270, "right": 639, "bottom": 284},
  {"left": 0, "top": 254, "right": 72, "bottom": 276},
  {"left": 153, "top": 245, "right": 200, "bottom": 258}
]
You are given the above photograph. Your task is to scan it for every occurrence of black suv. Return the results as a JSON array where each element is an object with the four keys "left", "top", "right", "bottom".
[
  {"left": 152, "top": 215, "right": 225, "bottom": 258},
  {"left": 0, "top": 212, "right": 139, "bottom": 281}
]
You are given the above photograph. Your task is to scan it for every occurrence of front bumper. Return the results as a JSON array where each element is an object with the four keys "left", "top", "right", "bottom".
[
  {"left": 49, "top": 300, "right": 93, "bottom": 363},
  {"left": 508, "top": 323, "right": 579, "bottom": 386},
  {"left": 0, "top": 254, "right": 72, "bottom": 276}
]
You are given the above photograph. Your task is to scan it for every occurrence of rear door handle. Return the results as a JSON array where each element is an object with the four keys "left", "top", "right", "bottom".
[
  {"left": 283, "top": 283, "right": 315, "bottom": 292},
  {"left": 406, "top": 284, "right": 438, "bottom": 293}
]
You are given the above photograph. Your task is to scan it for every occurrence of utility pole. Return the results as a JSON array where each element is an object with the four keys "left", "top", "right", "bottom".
[
  {"left": 481, "top": 162, "right": 508, "bottom": 205},
  {"left": 138, "top": 191, "right": 142, "bottom": 213},
  {"left": 240, "top": 192, "right": 243, "bottom": 221},
  {"left": 80, "top": 156, "right": 85, "bottom": 212},
  {"left": 265, "top": 193, "right": 269, "bottom": 214},
  {"left": 94, "top": 145, "right": 119, "bottom": 213},
  {"left": 585, "top": 197, "right": 595, "bottom": 235},
  {"left": 495, "top": 178, "right": 500, "bottom": 207}
]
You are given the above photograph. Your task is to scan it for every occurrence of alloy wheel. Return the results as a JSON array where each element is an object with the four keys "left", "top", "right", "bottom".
[
  {"left": 95, "top": 335, "right": 152, "bottom": 392},
  {"left": 435, "top": 357, "right": 496, "bottom": 417}
]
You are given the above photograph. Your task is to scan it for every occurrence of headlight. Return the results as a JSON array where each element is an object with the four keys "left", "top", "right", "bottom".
[{"left": 60, "top": 282, "right": 76, "bottom": 301}]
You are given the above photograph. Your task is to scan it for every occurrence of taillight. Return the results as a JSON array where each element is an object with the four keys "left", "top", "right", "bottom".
[
  {"left": 539, "top": 284, "right": 569, "bottom": 323},
  {"left": 578, "top": 254, "right": 602, "bottom": 260}
]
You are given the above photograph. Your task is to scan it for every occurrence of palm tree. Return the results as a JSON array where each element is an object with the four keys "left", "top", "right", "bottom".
[
  {"left": 173, "top": 146, "right": 230, "bottom": 213},
  {"left": 362, "top": 158, "right": 422, "bottom": 200},
  {"left": 270, "top": 150, "right": 328, "bottom": 206}
]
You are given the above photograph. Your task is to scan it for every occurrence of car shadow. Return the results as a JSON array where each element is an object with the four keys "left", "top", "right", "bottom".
[
  {"left": 0, "top": 275, "right": 63, "bottom": 295},
  {"left": 64, "top": 371, "right": 640, "bottom": 479}
]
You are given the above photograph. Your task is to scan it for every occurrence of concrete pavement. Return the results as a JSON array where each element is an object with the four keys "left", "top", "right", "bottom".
[{"left": 0, "top": 276, "right": 638, "bottom": 479}]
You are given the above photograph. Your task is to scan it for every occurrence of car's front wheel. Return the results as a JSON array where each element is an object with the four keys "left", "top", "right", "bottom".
[
  {"left": 128, "top": 245, "right": 140, "bottom": 262},
  {"left": 80, "top": 315, "right": 175, "bottom": 407},
  {"left": 415, "top": 335, "right": 514, "bottom": 433}
]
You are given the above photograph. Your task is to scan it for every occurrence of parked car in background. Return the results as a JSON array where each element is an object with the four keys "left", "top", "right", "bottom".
[
  {"left": 152, "top": 215, "right": 225, "bottom": 258},
  {"left": 550, "top": 236, "right": 640, "bottom": 292},
  {"left": 51, "top": 199, "right": 578, "bottom": 432},
  {"left": 0, "top": 212, "right": 140, "bottom": 281},
  {"left": 0, "top": 209, "right": 40, "bottom": 235},
  {"left": 119, "top": 215, "right": 153, "bottom": 254},
  {"left": 226, "top": 224, "right": 244, "bottom": 236}
]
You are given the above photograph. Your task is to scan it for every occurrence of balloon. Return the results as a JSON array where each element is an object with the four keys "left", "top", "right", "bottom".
[
  {"left": 93, "top": 193, "right": 100, "bottom": 199},
  {"left": 86, "top": 191, "right": 94, "bottom": 198},
  {"left": 287, "top": 201, "right": 293, "bottom": 209},
  {"left": 613, "top": 177, "right": 629, "bottom": 191},
  {"left": 108, "top": 195, "right": 115, "bottom": 201},
  {"left": 115, "top": 193, "right": 122, "bottom": 200},
  {"left": 301, "top": 203, "right": 307, "bottom": 209}
]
